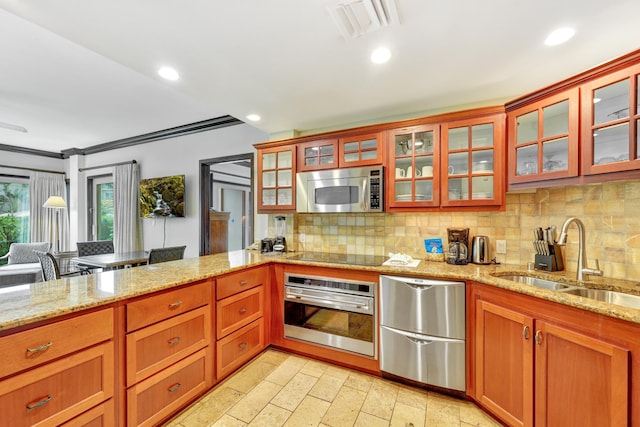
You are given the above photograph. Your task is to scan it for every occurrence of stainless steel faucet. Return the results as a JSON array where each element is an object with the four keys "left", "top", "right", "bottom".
[{"left": 557, "top": 217, "right": 603, "bottom": 281}]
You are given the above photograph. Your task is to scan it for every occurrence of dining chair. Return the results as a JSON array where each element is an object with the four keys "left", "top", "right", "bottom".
[
  {"left": 76, "top": 240, "right": 114, "bottom": 274},
  {"left": 147, "top": 245, "right": 186, "bottom": 265},
  {"left": 34, "top": 250, "right": 79, "bottom": 281}
]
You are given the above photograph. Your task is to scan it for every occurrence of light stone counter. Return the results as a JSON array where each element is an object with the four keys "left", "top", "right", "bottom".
[{"left": 1, "top": 250, "right": 639, "bottom": 333}]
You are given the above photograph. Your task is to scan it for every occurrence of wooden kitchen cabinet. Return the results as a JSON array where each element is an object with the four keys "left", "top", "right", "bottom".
[
  {"left": 507, "top": 88, "right": 580, "bottom": 186},
  {"left": 387, "top": 123, "right": 440, "bottom": 207},
  {"left": 215, "top": 265, "right": 269, "bottom": 379},
  {"left": 471, "top": 282, "right": 631, "bottom": 427},
  {"left": 581, "top": 62, "right": 640, "bottom": 175},
  {"left": 296, "top": 138, "right": 338, "bottom": 171},
  {"left": 257, "top": 145, "right": 296, "bottom": 212},
  {"left": 442, "top": 114, "right": 505, "bottom": 207},
  {"left": 338, "top": 132, "right": 384, "bottom": 167},
  {"left": 125, "top": 280, "right": 213, "bottom": 426}
]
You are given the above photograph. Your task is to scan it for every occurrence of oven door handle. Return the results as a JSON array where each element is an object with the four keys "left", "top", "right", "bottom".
[{"left": 285, "top": 292, "right": 371, "bottom": 312}]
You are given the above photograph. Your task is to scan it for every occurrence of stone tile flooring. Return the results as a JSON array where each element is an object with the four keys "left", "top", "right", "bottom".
[{"left": 166, "top": 349, "right": 502, "bottom": 427}]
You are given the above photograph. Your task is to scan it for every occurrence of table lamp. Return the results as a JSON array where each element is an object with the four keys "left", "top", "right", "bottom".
[{"left": 43, "top": 195, "right": 66, "bottom": 253}]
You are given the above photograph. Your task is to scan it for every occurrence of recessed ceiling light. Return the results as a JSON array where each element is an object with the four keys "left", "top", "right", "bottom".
[
  {"left": 158, "top": 66, "right": 180, "bottom": 81},
  {"left": 544, "top": 27, "right": 575, "bottom": 46},
  {"left": 371, "top": 47, "right": 391, "bottom": 64},
  {"left": 246, "top": 114, "right": 261, "bottom": 122}
]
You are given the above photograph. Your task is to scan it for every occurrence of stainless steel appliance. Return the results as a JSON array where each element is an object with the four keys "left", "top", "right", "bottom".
[
  {"left": 284, "top": 273, "right": 377, "bottom": 357},
  {"left": 296, "top": 166, "right": 384, "bottom": 213},
  {"left": 471, "top": 235, "right": 491, "bottom": 264},
  {"left": 380, "top": 275, "right": 466, "bottom": 392}
]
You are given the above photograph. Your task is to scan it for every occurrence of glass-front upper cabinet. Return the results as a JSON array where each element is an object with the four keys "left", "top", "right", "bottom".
[
  {"left": 296, "top": 139, "right": 338, "bottom": 172},
  {"left": 258, "top": 145, "right": 296, "bottom": 212},
  {"left": 442, "top": 114, "right": 505, "bottom": 206},
  {"left": 507, "top": 88, "right": 579, "bottom": 184},
  {"left": 387, "top": 124, "right": 440, "bottom": 207},
  {"left": 581, "top": 63, "right": 640, "bottom": 175},
  {"left": 338, "top": 132, "right": 384, "bottom": 167}
]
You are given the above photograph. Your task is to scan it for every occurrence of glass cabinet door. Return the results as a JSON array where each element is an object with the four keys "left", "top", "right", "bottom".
[
  {"left": 581, "top": 63, "right": 640, "bottom": 175},
  {"left": 442, "top": 115, "right": 504, "bottom": 206},
  {"left": 258, "top": 146, "right": 296, "bottom": 211},
  {"left": 339, "top": 132, "right": 383, "bottom": 166},
  {"left": 297, "top": 139, "right": 338, "bottom": 171},
  {"left": 388, "top": 124, "right": 439, "bottom": 207},
  {"left": 507, "top": 88, "right": 579, "bottom": 184}
]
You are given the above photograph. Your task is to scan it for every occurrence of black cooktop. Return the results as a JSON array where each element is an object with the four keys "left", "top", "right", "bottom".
[{"left": 289, "top": 251, "right": 386, "bottom": 267}]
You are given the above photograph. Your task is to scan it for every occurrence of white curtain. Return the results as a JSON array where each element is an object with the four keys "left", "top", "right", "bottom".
[
  {"left": 29, "top": 172, "right": 69, "bottom": 251},
  {"left": 113, "top": 163, "right": 142, "bottom": 252}
]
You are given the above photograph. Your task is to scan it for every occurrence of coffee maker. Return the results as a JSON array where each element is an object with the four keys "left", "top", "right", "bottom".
[{"left": 447, "top": 228, "right": 469, "bottom": 265}]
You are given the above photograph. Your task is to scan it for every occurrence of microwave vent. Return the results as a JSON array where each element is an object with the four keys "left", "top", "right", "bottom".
[{"left": 328, "top": 0, "right": 401, "bottom": 39}]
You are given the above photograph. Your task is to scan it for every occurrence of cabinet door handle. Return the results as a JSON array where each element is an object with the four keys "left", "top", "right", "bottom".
[
  {"left": 239, "top": 307, "right": 247, "bottom": 314},
  {"left": 239, "top": 280, "right": 249, "bottom": 286},
  {"left": 535, "top": 330, "right": 543, "bottom": 345},
  {"left": 522, "top": 326, "right": 530, "bottom": 340},
  {"left": 239, "top": 341, "right": 248, "bottom": 350},
  {"left": 168, "top": 383, "right": 182, "bottom": 393},
  {"left": 26, "top": 395, "right": 52, "bottom": 409},
  {"left": 26, "top": 341, "right": 52, "bottom": 354},
  {"left": 168, "top": 337, "right": 181, "bottom": 346},
  {"left": 168, "top": 300, "right": 182, "bottom": 309}
]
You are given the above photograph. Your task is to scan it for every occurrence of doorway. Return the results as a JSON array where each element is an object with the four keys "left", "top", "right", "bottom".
[{"left": 199, "top": 154, "right": 253, "bottom": 255}]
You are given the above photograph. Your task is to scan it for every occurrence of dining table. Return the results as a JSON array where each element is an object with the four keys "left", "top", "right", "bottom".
[{"left": 71, "top": 251, "right": 149, "bottom": 270}]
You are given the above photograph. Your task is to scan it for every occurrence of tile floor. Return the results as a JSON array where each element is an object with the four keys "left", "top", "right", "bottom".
[{"left": 166, "top": 349, "right": 502, "bottom": 427}]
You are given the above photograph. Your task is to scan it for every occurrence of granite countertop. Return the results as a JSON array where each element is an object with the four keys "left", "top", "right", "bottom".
[{"left": 1, "top": 250, "right": 639, "bottom": 333}]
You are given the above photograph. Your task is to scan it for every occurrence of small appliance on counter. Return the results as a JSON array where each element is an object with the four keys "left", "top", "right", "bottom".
[
  {"left": 260, "top": 238, "right": 274, "bottom": 253},
  {"left": 273, "top": 215, "right": 287, "bottom": 252},
  {"left": 533, "top": 226, "right": 564, "bottom": 271},
  {"left": 471, "top": 235, "right": 491, "bottom": 265},
  {"left": 446, "top": 228, "right": 469, "bottom": 265}
]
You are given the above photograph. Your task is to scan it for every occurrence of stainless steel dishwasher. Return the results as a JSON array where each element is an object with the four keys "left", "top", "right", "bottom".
[{"left": 379, "top": 275, "right": 466, "bottom": 392}]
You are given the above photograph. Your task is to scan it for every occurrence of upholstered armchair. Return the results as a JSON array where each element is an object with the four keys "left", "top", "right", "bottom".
[{"left": 0, "top": 242, "right": 50, "bottom": 286}]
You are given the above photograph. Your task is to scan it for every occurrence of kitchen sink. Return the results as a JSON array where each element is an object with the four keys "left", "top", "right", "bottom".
[
  {"left": 561, "top": 287, "right": 640, "bottom": 310},
  {"left": 496, "top": 274, "right": 574, "bottom": 291}
]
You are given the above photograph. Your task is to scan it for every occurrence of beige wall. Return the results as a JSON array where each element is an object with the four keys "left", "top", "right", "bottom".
[{"left": 268, "top": 179, "right": 640, "bottom": 281}]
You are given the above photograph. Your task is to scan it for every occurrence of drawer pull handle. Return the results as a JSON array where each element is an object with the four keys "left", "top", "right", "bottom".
[
  {"left": 239, "top": 307, "right": 247, "bottom": 314},
  {"left": 168, "top": 383, "right": 182, "bottom": 393},
  {"left": 168, "top": 337, "right": 181, "bottom": 346},
  {"left": 239, "top": 280, "right": 249, "bottom": 286},
  {"left": 26, "top": 395, "right": 52, "bottom": 409},
  {"left": 168, "top": 301, "right": 182, "bottom": 309},
  {"left": 239, "top": 341, "right": 248, "bottom": 350},
  {"left": 26, "top": 342, "right": 52, "bottom": 354},
  {"left": 535, "top": 330, "right": 543, "bottom": 345}
]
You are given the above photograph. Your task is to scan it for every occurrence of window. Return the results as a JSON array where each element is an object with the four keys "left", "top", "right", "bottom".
[
  {"left": 88, "top": 176, "right": 114, "bottom": 241},
  {"left": 0, "top": 178, "right": 30, "bottom": 264}
]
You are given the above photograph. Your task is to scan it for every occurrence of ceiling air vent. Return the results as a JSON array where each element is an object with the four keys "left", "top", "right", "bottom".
[{"left": 328, "top": 0, "right": 400, "bottom": 39}]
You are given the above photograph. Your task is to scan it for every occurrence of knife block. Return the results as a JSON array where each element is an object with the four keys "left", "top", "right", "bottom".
[{"left": 534, "top": 244, "right": 564, "bottom": 271}]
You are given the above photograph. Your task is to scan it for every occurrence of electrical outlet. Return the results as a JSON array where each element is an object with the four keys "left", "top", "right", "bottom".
[
  {"left": 496, "top": 239, "right": 506, "bottom": 254},
  {"left": 299, "top": 233, "right": 306, "bottom": 243}
]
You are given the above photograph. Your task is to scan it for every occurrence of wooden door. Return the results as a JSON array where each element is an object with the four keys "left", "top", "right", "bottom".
[
  {"left": 534, "top": 321, "right": 629, "bottom": 427},
  {"left": 475, "top": 300, "right": 534, "bottom": 427}
]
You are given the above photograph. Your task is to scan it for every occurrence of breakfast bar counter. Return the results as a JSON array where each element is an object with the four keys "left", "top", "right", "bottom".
[{"left": 1, "top": 249, "right": 640, "bottom": 333}]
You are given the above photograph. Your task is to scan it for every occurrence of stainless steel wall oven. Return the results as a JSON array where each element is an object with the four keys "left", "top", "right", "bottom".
[{"left": 284, "top": 273, "right": 377, "bottom": 357}]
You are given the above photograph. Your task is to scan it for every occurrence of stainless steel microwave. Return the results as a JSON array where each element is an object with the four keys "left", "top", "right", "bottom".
[{"left": 296, "top": 166, "right": 384, "bottom": 213}]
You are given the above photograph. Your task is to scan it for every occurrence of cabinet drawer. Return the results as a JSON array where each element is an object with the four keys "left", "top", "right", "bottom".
[
  {"left": 127, "top": 348, "right": 209, "bottom": 427},
  {"left": 217, "top": 266, "right": 267, "bottom": 300},
  {"left": 217, "top": 286, "right": 263, "bottom": 338},
  {"left": 0, "top": 341, "right": 114, "bottom": 427},
  {"left": 60, "top": 398, "right": 115, "bottom": 427},
  {"left": 0, "top": 308, "right": 113, "bottom": 379},
  {"left": 217, "top": 318, "right": 264, "bottom": 378},
  {"left": 126, "top": 306, "right": 211, "bottom": 386},
  {"left": 127, "top": 280, "right": 212, "bottom": 332}
]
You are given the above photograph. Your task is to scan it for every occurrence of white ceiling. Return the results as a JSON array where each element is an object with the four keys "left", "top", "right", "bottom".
[{"left": 1, "top": 0, "right": 640, "bottom": 154}]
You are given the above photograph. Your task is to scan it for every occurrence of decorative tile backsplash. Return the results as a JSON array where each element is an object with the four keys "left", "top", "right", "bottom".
[{"left": 267, "top": 180, "right": 640, "bottom": 281}]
